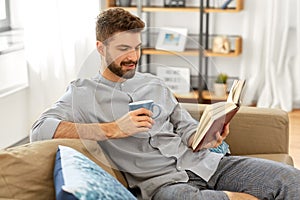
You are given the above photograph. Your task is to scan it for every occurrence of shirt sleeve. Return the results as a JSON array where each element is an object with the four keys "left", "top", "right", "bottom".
[
  {"left": 30, "top": 83, "right": 75, "bottom": 142},
  {"left": 170, "top": 103, "right": 199, "bottom": 146}
]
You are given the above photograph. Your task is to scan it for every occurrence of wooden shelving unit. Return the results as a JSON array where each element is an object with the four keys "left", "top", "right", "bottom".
[
  {"left": 142, "top": 35, "right": 241, "bottom": 57},
  {"left": 199, "top": 0, "right": 244, "bottom": 103},
  {"left": 106, "top": 0, "right": 244, "bottom": 103}
]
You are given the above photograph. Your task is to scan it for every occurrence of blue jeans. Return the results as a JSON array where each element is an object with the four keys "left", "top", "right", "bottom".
[{"left": 152, "top": 156, "right": 300, "bottom": 200}]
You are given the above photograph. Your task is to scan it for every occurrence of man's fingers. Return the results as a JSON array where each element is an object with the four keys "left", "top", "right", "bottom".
[
  {"left": 136, "top": 115, "right": 154, "bottom": 123},
  {"left": 222, "top": 123, "right": 230, "bottom": 137},
  {"left": 131, "top": 108, "right": 153, "bottom": 117}
]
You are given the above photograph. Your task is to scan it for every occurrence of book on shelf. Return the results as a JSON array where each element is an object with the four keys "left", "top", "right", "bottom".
[
  {"left": 191, "top": 79, "right": 246, "bottom": 152},
  {"left": 221, "top": 0, "right": 233, "bottom": 9}
]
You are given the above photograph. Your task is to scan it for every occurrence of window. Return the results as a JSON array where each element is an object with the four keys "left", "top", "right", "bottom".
[{"left": 0, "top": 0, "right": 10, "bottom": 32}]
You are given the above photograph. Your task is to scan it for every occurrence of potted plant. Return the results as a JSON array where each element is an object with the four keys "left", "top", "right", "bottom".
[{"left": 214, "top": 73, "right": 228, "bottom": 97}]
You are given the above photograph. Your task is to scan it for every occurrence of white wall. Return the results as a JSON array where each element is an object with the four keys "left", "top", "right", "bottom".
[
  {"left": 0, "top": 0, "right": 30, "bottom": 148},
  {"left": 0, "top": 83, "right": 30, "bottom": 148},
  {"left": 0, "top": 0, "right": 101, "bottom": 148}
]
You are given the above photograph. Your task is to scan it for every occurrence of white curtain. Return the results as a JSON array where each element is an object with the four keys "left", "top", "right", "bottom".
[
  {"left": 241, "top": 0, "right": 300, "bottom": 112},
  {"left": 24, "top": 0, "right": 99, "bottom": 112}
]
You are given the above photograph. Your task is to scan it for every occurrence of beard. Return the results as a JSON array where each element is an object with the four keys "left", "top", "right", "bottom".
[{"left": 106, "top": 54, "right": 138, "bottom": 79}]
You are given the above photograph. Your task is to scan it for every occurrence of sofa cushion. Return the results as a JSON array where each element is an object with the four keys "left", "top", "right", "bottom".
[
  {"left": 54, "top": 145, "right": 136, "bottom": 200},
  {"left": 0, "top": 139, "right": 127, "bottom": 200}
]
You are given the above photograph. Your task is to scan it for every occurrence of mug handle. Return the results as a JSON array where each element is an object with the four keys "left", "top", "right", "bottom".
[{"left": 150, "top": 103, "right": 162, "bottom": 119}]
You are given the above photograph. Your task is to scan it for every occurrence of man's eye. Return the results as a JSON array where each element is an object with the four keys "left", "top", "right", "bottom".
[{"left": 119, "top": 47, "right": 130, "bottom": 51}]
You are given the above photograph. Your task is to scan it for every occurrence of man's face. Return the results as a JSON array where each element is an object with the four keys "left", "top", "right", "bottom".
[{"left": 104, "top": 32, "right": 142, "bottom": 80}]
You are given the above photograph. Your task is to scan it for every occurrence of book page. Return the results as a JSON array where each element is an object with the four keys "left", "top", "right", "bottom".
[
  {"left": 227, "top": 79, "right": 246, "bottom": 104},
  {"left": 192, "top": 102, "right": 237, "bottom": 150}
]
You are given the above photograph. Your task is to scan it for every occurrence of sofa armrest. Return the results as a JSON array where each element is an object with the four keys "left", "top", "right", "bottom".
[
  {"left": 180, "top": 103, "right": 289, "bottom": 156},
  {"left": 228, "top": 106, "right": 289, "bottom": 155}
]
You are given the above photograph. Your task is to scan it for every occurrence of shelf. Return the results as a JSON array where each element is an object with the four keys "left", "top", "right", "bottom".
[
  {"left": 142, "top": 6, "right": 199, "bottom": 12},
  {"left": 204, "top": 50, "right": 240, "bottom": 57},
  {"left": 204, "top": 0, "right": 244, "bottom": 12},
  {"left": 202, "top": 90, "right": 228, "bottom": 102},
  {"left": 106, "top": 0, "right": 199, "bottom": 12},
  {"left": 107, "top": 6, "right": 243, "bottom": 13},
  {"left": 174, "top": 89, "right": 228, "bottom": 103},
  {"left": 174, "top": 90, "right": 199, "bottom": 103},
  {"left": 107, "top": 6, "right": 199, "bottom": 12},
  {"left": 142, "top": 48, "right": 199, "bottom": 56},
  {"left": 205, "top": 35, "right": 242, "bottom": 56},
  {"left": 142, "top": 36, "right": 241, "bottom": 57},
  {"left": 106, "top": 0, "right": 243, "bottom": 13}
]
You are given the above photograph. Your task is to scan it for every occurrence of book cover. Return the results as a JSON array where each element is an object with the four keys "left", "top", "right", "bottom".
[{"left": 192, "top": 79, "right": 246, "bottom": 151}]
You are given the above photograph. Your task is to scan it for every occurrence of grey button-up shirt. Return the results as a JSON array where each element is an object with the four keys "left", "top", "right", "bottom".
[{"left": 31, "top": 72, "right": 223, "bottom": 199}]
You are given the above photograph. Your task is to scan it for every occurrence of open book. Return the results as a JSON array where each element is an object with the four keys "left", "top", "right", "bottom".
[{"left": 192, "top": 79, "right": 246, "bottom": 152}]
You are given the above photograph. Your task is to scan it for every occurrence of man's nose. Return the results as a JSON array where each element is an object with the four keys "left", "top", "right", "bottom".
[{"left": 126, "top": 49, "right": 138, "bottom": 60}]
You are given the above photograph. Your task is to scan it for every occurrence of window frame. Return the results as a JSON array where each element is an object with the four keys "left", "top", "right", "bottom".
[{"left": 0, "top": 0, "right": 11, "bottom": 32}]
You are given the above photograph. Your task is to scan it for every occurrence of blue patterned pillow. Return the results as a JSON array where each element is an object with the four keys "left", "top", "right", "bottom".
[
  {"left": 53, "top": 145, "right": 136, "bottom": 200},
  {"left": 209, "top": 141, "right": 230, "bottom": 155}
]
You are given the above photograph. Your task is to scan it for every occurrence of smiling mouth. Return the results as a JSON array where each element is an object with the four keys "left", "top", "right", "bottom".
[{"left": 121, "top": 61, "right": 137, "bottom": 69}]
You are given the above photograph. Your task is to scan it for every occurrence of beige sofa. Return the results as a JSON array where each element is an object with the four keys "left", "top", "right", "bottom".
[{"left": 0, "top": 103, "right": 293, "bottom": 199}]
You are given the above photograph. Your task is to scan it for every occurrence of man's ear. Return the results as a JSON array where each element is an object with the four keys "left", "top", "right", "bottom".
[{"left": 96, "top": 41, "right": 105, "bottom": 56}]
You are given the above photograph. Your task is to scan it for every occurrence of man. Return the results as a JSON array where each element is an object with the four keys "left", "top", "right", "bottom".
[{"left": 31, "top": 8, "right": 300, "bottom": 200}]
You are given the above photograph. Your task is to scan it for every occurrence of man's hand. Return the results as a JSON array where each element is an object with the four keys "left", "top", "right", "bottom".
[
  {"left": 189, "top": 123, "right": 230, "bottom": 151},
  {"left": 113, "top": 108, "right": 154, "bottom": 138},
  {"left": 212, "top": 123, "right": 230, "bottom": 148}
]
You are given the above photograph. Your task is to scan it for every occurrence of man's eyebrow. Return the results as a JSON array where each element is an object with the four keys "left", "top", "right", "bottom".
[{"left": 116, "top": 43, "right": 142, "bottom": 48}]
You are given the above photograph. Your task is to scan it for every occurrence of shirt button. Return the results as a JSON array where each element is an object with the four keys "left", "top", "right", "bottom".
[
  {"left": 150, "top": 138, "right": 154, "bottom": 142},
  {"left": 177, "top": 166, "right": 182, "bottom": 170}
]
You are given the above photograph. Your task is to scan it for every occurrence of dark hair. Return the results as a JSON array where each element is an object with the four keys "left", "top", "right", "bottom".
[{"left": 96, "top": 8, "right": 145, "bottom": 43}]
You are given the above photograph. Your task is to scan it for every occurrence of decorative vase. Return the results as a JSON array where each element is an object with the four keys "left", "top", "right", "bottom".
[{"left": 214, "top": 83, "right": 227, "bottom": 97}]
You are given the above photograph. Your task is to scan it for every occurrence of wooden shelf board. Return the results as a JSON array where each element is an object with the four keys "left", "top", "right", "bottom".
[
  {"left": 175, "top": 90, "right": 199, "bottom": 99},
  {"left": 174, "top": 90, "right": 200, "bottom": 103},
  {"left": 142, "top": 48, "right": 241, "bottom": 57},
  {"left": 142, "top": 48, "right": 199, "bottom": 56},
  {"left": 174, "top": 90, "right": 229, "bottom": 103},
  {"left": 202, "top": 90, "right": 228, "bottom": 101},
  {"left": 106, "top": 6, "right": 199, "bottom": 12},
  {"left": 204, "top": 7, "right": 242, "bottom": 13},
  {"left": 205, "top": 36, "right": 242, "bottom": 57},
  {"left": 204, "top": 50, "right": 241, "bottom": 57},
  {"left": 143, "top": 6, "right": 199, "bottom": 12}
]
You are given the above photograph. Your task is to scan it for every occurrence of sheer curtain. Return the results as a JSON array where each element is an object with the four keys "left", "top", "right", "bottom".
[
  {"left": 24, "top": 0, "right": 99, "bottom": 113},
  {"left": 241, "top": 0, "right": 300, "bottom": 112}
]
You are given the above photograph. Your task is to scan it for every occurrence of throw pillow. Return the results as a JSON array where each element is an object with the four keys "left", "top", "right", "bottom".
[
  {"left": 209, "top": 141, "right": 230, "bottom": 155},
  {"left": 53, "top": 145, "right": 136, "bottom": 200}
]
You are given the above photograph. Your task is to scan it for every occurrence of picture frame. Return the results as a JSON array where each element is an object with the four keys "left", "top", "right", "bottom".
[
  {"left": 155, "top": 27, "right": 188, "bottom": 52},
  {"left": 156, "top": 66, "right": 190, "bottom": 94}
]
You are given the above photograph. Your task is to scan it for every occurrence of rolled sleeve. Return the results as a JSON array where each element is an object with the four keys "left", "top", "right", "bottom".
[{"left": 30, "top": 118, "right": 61, "bottom": 142}]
